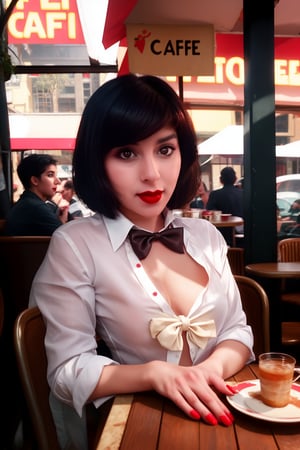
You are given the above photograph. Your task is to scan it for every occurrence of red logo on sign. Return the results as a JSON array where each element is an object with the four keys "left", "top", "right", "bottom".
[{"left": 134, "top": 29, "right": 151, "bottom": 53}]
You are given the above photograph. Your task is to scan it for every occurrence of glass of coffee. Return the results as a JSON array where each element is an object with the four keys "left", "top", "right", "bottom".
[{"left": 258, "top": 352, "right": 296, "bottom": 407}]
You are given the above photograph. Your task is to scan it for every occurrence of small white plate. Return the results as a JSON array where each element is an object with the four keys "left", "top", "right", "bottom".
[{"left": 226, "top": 379, "right": 300, "bottom": 423}]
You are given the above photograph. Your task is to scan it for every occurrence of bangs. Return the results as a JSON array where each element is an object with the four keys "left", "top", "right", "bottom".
[{"left": 101, "top": 84, "right": 179, "bottom": 151}]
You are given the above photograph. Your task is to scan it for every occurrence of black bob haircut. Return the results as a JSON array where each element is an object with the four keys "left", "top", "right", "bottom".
[{"left": 73, "top": 74, "right": 200, "bottom": 218}]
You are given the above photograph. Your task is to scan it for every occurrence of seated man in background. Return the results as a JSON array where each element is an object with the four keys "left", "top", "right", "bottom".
[
  {"left": 288, "top": 199, "right": 300, "bottom": 219},
  {"left": 206, "top": 166, "right": 243, "bottom": 246},
  {"left": 5, "top": 154, "right": 69, "bottom": 236},
  {"left": 59, "top": 179, "right": 94, "bottom": 219}
]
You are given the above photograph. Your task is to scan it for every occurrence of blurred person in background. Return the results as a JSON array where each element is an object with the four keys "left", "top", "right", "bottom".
[
  {"left": 190, "top": 178, "right": 209, "bottom": 209},
  {"left": 5, "top": 154, "right": 68, "bottom": 236},
  {"left": 206, "top": 167, "right": 243, "bottom": 246},
  {"left": 288, "top": 199, "right": 300, "bottom": 218},
  {"left": 59, "top": 179, "right": 92, "bottom": 219}
]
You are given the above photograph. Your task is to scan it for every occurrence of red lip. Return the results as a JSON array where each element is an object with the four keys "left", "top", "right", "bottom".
[{"left": 137, "top": 190, "right": 163, "bottom": 204}]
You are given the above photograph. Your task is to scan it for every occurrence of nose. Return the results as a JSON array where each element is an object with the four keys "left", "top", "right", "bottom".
[
  {"left": 55, "top": 176, "right": 61, "bottom": 184},
  {"left": 140, "top": 155, "right": 160, "bottom": 181}
]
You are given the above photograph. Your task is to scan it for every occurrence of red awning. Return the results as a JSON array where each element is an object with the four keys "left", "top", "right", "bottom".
[{"left": 10, "top": 138, "right": 76, "bottom": 151}]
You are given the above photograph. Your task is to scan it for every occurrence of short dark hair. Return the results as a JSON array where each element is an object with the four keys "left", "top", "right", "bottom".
[
  {"left": 17, "top": 154, "right": 57, "bottom": 190},
  {"left": 220, "top": 167, "right": 237, "bottom": 185},
  {"left": 73, "top": 74, "right": 199, "bottom": 218},
  {"left": 63, "top": 179, "right": 74, "bottom": 190}
]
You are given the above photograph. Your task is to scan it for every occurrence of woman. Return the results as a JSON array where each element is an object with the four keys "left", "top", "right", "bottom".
[{"left": 30, "top": 74, "right": 254, "bottom": 449}]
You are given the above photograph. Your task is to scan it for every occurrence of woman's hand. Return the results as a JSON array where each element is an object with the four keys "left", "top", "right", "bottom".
[{"left": 147, "top": 360, "right": 236, "bottom": 425}]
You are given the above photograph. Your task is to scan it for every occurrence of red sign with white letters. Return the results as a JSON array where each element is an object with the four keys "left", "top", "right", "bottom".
[{"left": 7, "top": 0, "right": 84, "bottom": 44}]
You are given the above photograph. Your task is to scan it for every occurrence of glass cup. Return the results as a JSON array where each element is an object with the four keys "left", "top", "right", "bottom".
[
  {"left": 190, "top": 208, "right": 200, "bottom": 218},
  {"left": 258, "top": 352, "right": 296, "bottom": 407},
  {"left": 212, "top": 210, "right": 222, "bottom": 221}
]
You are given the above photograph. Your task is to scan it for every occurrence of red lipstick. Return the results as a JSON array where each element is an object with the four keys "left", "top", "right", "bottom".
[{"left": 137, "top": 190, "right": 163, "bottom": 204}]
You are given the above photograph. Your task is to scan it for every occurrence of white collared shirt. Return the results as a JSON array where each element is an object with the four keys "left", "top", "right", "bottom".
[{"left": 29, "top": 210, "right": 254, "bottom": 416}]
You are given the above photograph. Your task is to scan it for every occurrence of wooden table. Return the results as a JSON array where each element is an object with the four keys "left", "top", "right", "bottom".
[
  {"left": 95, "top": 363, "right": 300, "bottom": 450},
  {"left": 246, "top": 262, "right": 300, "bottom": 278},
  {"left": 211, "top": 216, "right": 244, "bottom": 247},
  {"left": 245, "top": 262, "right": 300, "bottom": 350}
]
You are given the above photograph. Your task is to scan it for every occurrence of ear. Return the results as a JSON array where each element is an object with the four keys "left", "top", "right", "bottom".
[{"left": 30, "top": 175, "right": 39, "bottom": 187}]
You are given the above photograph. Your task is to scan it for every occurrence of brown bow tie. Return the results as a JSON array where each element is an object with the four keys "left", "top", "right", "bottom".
[{"left": 129, "top": 226, "right": 185, "bottom": 260}]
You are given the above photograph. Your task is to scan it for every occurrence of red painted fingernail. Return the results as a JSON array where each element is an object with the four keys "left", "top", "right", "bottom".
[
  {"left": 220, "top": 414, "right": 233, "bottom": 426},
  {"left": 190, "top": 409, "right": 201, "bottom": 420},
  {"left": 225, "top": 411, "right": 234, "bottom": 421},
  {"left": 205, "top": 413, "right": 218, "bottom": 425},
  {"left": 226, "top": 384, "right": 238, "bottom": 394}
]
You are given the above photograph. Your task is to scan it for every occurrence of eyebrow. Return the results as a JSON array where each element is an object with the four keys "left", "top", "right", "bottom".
[
  {"left": 125, "top": 132, "right": 178, "bottom": 147},
  {"left": 156, "top": 132, "right": 178, "bottom": 144}
]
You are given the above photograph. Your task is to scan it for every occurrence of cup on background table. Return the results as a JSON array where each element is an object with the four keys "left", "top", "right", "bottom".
[
  {"left": 258, "top": 352, "right": 296, "bottom": 407},
  {"left": 190, "top": 208, "right": 200, "bottom": 218},
  {"left": 172, "top": 209, "right": 183, "bottom": 217},
  {"left": 212, "top": 210, "right": 222, "bottom": 221}
]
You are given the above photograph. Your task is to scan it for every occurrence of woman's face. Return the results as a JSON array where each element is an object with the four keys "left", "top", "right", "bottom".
[{"left": 105, "top": 126, "right": 181, "bottom": 229}]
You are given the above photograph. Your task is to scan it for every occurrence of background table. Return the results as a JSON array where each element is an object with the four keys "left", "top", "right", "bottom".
[
  {"left": 95, "top": 363, "right": 300, "bottom": 450},
  {"left": 245, "top": 262, "right": 300, "bottom": 350},
  {"left": 211, "top": 216, "right": 244, "bottom": 247}
]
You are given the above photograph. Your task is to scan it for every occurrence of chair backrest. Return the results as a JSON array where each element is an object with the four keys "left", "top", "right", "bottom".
[
  {"left": 14, "top": 307, "right": 60, "bottom": 450},
  {"left": 278, "top": 237, "right": 300, "bottom": 262},
  {"left": 227, "top": 247, "right": 245, "bottom": 275},
  {"left": 234, "top": 275, "right": 270, "bottom": 357},
  {"left": 0, "top": 236, "right": 51, "bottom": 316}
]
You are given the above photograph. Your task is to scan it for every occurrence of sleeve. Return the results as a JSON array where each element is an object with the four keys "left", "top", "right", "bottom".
[{"left": 29, "top": 230, "right": 118, "bottom": 416}]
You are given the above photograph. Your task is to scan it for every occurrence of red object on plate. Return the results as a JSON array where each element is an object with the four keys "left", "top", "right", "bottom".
[{"left": 221, "top": 214, "right": 232, "bottom": 221}]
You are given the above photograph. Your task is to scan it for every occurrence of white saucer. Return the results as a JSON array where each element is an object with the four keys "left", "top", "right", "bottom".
[{"left": 226, "top": 379, "right": 300, "bottom": 423}]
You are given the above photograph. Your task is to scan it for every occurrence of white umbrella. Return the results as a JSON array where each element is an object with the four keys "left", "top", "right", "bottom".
[
  {"left": 198, "top": 125, "right": 300, "bottom": 157},
  {"left": 276, "top": 140, "right": 300, "bottom": 158},
  {"left": 198, "top": 125, "right": 243, "bottom": 155}
]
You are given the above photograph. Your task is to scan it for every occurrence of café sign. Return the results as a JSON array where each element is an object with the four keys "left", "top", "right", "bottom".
[
  {"left": 7, "top": 0, "right": 84, "bottom": 44},
  {"left": 126, "top": 24, "right": 215, "bottom": 76}
]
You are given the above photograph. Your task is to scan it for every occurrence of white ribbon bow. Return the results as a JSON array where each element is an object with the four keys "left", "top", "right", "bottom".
[{"left": 149, "top": 312, "right": 216, "bottom": 351}]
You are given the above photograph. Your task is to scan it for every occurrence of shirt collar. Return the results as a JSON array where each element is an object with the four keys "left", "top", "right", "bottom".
[{"left": 102, "top": 209, "right": 177, "bottom": 253}]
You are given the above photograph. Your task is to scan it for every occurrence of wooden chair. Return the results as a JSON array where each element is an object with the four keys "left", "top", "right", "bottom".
[
  {"left": 14, "top": 307, "right": 109, "bottom": 450},
  {"left": 227, "top": 247, "right": 245, "bottom": 275},
  {"left": 234, "top": 275, "right": 270, "bottom": 357},
  {"left": 14, "top": 307, "right": 60, "bottom": 450},
  {"left": 278, "top": 237, "right": 300, "bottom": 311},
  {"left": 278, "top": 237, "right": 300, "bottom": 262},
  {"left": 235, "top": 274, "right": 300, "bottom": 360}
]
